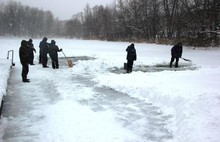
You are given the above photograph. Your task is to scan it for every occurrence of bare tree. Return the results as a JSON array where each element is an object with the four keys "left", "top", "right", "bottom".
[
  {"left": 65, "top": 18, "right": 82, "bottom": 38},
  {"left": 0, "top": 1, "right": 60, "bottom": 37},
  {"left": 162, "top": 0, "right": 180, "bottom": 38}
]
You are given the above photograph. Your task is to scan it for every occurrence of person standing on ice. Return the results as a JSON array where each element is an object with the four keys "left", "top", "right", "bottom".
[
  {"left": 126, "top": 43, "right": 137, "bottom": 73},
  {"left": 48, "top": 40, "right": 62, "bottom": 69},
  {"left": 27, "top": 39, "right": 36, "bottom": 65},
  {"left": 169, "top": 42, "right": 183, "bottom": 68},
  {"left": 19, "top": 40, "right": 30, "bottom": 82},
  {"left": 39, "top": 37, "right": 49, "bottom": 68}
]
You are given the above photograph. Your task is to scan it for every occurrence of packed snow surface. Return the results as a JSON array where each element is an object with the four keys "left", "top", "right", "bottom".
[{"left": 0, "top": 38, "right": 220, "bottom": 142}]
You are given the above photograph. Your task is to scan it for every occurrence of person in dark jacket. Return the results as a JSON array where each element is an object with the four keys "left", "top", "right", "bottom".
[
  {"left": 39, "top": 37, "right": 49, "bottom": 68},
  {"left": 27, "top": 39, "right": 36, "bottom": 65},
  {"left": 126, "top": 43, "right": 137, "bottom": 73},
  {"left": 19, "top": 40, "right": 30, "bottom": 82},
  {"left": 170, "top": 42, "right": 183, "bottom": 68},
  {"left": 48, "top": 40, "right": 62, "bottom": 69}
]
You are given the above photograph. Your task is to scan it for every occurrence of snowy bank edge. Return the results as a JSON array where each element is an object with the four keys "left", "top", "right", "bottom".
[{"left": 0, "top": 59, "right": 12, "bottom": 107}]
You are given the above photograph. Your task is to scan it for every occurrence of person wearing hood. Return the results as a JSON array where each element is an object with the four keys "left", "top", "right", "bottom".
[
  {"left": 27, "top": 39, "right": 36, "bottom": 65},
  {"left": 48, "top": 40, "right": 62, "bottom": 69},
  {"left": 19, "top": 40, "right": 30, "bottom": 82},
  {"left": 126, "top": 43, "right": 137, "bottom": 73},
  {"left": 39, "top": 37, "right": 49, "bottom": 68}
]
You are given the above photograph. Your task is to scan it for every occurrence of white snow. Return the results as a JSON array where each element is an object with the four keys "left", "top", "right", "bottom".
[
  {"left": 0, "top": 38, "right": 220, "bottom": 142},
  {"left": 0, "top": 60, "right": 11, "bottom": 105}
]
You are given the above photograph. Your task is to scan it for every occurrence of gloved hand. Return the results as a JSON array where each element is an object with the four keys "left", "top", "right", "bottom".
[{"left": 60, "top": 48, "right": 63, "bottom": 51}]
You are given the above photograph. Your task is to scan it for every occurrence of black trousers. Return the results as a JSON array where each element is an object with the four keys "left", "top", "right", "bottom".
[
  {"left": 51, "top": 58, "right": 59, "bottom": 69},
  {"left": 22, "top": 63, "right": 29, "bottom": 80},
  {"left": 42, "top": 55, "right": 48, "bottom": 67},
  {"left": 28, "top": 52, "right": 34, "bottom": 64},
  {"left": 127, "top": 60, "right": 134, "bottom": 73},
  {"left": 170, "top": 56, "right": 179, "bottom": 67}
]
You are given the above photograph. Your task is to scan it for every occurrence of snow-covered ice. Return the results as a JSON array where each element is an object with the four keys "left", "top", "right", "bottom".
[{"left": 0, "top": 38, "right": 220, "bottom": 142}]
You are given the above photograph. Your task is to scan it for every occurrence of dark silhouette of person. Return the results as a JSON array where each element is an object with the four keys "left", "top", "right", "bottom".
[
  {"left": 27, "top": 39, "right": 36, "bottom": 65},
  {"left": 39, "top": 37, "right": 49, "bottom": 68},
  {"left": 126, "top": 43, "right": 137, "bottom": 73},
  {"left": 170, "top": 42, "right": 183, "bottom": 68},
  {"left": 48, "top": 40, "right": 62, "bottom": 69},
  {"left": 19, "top": 40, "right": 30, "bottom": 82}
]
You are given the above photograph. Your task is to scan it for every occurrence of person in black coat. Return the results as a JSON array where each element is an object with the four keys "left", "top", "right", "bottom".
[
  {"left": 126, "top": 43, "right": 137, "bottom": 73},
  {"left": 48, "top": 40, "right": 62, "bottom": 69},
  {"left": 19, "top": 40, "right": 30, "bottom": 82},
  {"left": 170, "top": 42, "right": 183, "bottom": 68},
  {"left": 27, "top": 39, "right": 36, "bottom": 65},
  {"left": 39, "top": 37, "right": 49, "bottom": 68}
]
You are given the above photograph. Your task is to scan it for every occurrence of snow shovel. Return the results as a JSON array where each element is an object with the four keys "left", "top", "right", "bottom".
[
  {"left": 180, "top": 57, "right": 192, "bottom": 62},
  {"left": 173, "top": 53, "right": 192, "bottom": 62},
  {"left": 61, "top": 50, "right": 73, "bottom": 68}
]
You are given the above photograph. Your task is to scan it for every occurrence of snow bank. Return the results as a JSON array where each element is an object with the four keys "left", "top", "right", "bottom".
[
  {"left": 92, "top": 67, "right": 220, "bottom": 142},
  {"left": 0, "top": 59, "right": 12, "bottom": 106}
]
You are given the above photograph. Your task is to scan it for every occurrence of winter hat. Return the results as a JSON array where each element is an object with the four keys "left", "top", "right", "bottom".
[
  {"left": 21, "top": 40, "right": 27, "bottom": 46},
  {"left": 51, "top": 40, "right": 56, "bottom": 44},
  {"left": 43, "top": 37, "right": 47, "bottom": 41}
]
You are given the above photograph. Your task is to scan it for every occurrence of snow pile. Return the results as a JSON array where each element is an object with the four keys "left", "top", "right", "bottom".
[{"left": 0, "top": 59, "right": 11, "bottom": 106}]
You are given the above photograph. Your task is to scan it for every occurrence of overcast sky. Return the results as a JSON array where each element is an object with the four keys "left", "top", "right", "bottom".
[{"left": 2, "top": 0, "right": 113, "bottom": 20}]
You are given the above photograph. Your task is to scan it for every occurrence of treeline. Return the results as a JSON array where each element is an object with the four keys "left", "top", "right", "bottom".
[
  {"left": 0, "top": 1, "right": 63, "bottom": 37},
  {"left": 68, "top": 0, "right": 220, "bottom": 46},
  {"left": 0, "top": 0, "right": 220, "bottom": 47}
]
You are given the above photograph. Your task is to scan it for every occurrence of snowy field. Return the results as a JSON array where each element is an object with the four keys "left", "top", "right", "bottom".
[{"left": 0, "top": 38, "right": 220, "bottom": 142}]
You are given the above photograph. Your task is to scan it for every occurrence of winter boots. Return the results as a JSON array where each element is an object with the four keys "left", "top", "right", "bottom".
[
  {"left": 169, "top": 61, "right": 179, "bottom": 68},
  {"left": 23, "top": 79, "right": 30, "bottom": 83},
  {"left": 22, "top": 77, "right": 30, "bottom": 83}
]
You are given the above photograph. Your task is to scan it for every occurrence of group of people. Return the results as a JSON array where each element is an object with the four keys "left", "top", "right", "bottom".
[
  {"left": 125, "top": 42, "right": 183, "bottom": 73},
  {"left": 39, "top": 37, "right": 62, "bottom": 69},
  {"left": 19, "top": 37, "right": 62, "bottom": 83},
  {"left": 19, "top": 38, "right": 182, "bottom": 82}
]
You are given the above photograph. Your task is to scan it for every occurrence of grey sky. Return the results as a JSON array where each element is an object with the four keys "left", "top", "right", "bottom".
[{"left": 2, "top": 0, "right": 113, "bottom": 20}]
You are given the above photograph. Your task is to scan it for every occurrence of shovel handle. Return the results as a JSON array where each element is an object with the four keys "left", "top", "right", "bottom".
[
  {"left": 181, "top": 57, "right": 192, "bottom": 62},
  {"left": 62, "top": 51, "right": 67, "bottom": 58}
]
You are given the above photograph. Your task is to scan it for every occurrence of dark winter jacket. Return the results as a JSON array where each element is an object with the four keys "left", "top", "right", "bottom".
[
  {"left": 27, "top": 40, "right": 36, "bottom": 57},
  {"left": 171, "top": 43, "right": 182, "bottom": 58},
  {"left": 126, "top": 44, "right": 137, "bottom": 61},
  {"left": 48, "top": 41, "right": 62, "bottom": 60},
  {"left": 39, "top": 39, "right": 49, "bottom": 57},
  {"left": 19, "top": 40, "right": 29, "bottom": 65}
]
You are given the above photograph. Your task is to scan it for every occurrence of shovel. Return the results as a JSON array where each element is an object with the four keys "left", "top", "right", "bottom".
[
  {"left": 61, "top": 50, "right": 73, "bottom": 67},
  {"left": 173, "top": 54, "right": 192, "bottom": 62},
  {"left": 180, "top": 57, "right": 192, "bottom": 62}
]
